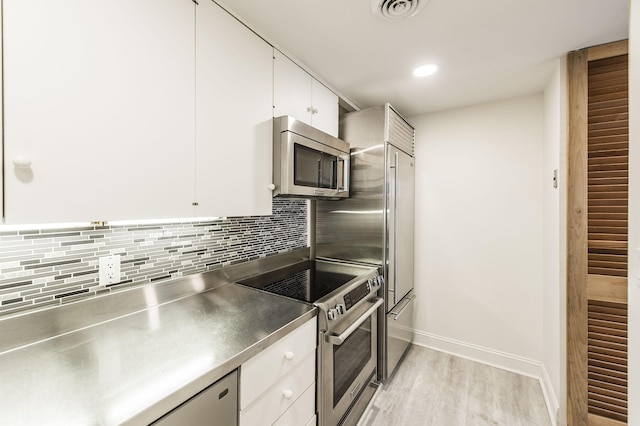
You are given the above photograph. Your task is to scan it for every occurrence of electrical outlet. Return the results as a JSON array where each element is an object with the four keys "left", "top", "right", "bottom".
[{"left": 99, "top": 255, "right": 121, "bottom": 286}]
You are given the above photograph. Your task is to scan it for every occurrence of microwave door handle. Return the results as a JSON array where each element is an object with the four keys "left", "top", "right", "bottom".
[
  {"left": 344, "top": 155, "right": 349, "bottom": 192},
  {"left": 338, "top": 155, "right": 349, "bottom": 192}
]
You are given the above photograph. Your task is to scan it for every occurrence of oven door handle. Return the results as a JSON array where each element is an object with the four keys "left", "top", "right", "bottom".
[{"left": 326, "top": 298, "right": 383, "bottom": 346}]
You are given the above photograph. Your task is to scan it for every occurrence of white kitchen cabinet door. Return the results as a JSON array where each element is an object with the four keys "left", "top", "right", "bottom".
[
  {"left": 273, "top": 50, "right": 313, "bottom": 127},
  {"left": 273, "top": 50, "right": 339, "bottom": 137},
  {"left": 240, "top": 317, "right": 316, "bottom": 408},
  {"left": 240, "top": 317, "right": 317, "bottom": 426},
  {"left": 3, "top": 0, "right": 195, "bottom": 224},
  {"left": 0, "top": 3, "right": 4, "bottom": 222},
  {"left": 311, "top": 79, "right": 339, "bottom": 137},
  {"left": 195, "top": 0, "right": 273, "bottom": 217}
]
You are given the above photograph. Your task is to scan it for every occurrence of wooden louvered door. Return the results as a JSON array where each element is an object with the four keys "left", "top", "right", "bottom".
[
  {"left": 587, "top": 52, "right": 629, "bottom": 424},
  {"left": 568, "top": 40, "right": 628, "bottom": 426}
]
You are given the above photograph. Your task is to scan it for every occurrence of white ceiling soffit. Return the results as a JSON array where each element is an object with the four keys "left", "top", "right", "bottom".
[{"left": 216, "top": 0, "right": 629, "bottom": 117}]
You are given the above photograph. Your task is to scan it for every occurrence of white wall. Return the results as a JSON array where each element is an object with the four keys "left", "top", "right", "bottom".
[
  {"left": 542, "top": 58, "right": 567, "bottom": 423},
  {"left": 628, "top": 1, "right": 639, "bottom": 423},
  {"left": 410, "top": 94, "right": 545, "bottom": 375}
]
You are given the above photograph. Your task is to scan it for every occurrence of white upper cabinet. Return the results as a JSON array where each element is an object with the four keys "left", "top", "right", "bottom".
[
  {"left": 195, "top": 0, "right": 273, "bottom": 217},
  {"left": 273, "top": 50, "right": 339, "bottom": 137},
  {"left": 2, "top": 0, "right": 341, "bottom": 224},
  {"left": 273, "top": 50, "right": 313, "bottom": 130},
  {"left": 3, "top": 0, "right": 196, "bottom": 224},
  {"left": 310, "top": 79, "right": 340, "bottom": 138},
  {"left": 0, "top": 4, "right": 3, "bottom": 221}
]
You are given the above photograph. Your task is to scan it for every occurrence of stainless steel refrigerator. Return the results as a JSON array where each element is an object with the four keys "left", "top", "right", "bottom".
[{"left": 316, "top": 103, "right": 416, "bottom": 381}]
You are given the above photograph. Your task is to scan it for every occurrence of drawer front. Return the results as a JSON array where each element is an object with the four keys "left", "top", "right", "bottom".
[
  {"left": 240, "top": 351, "right": 315, "bottom": 426},
  {"left": 273, "top": 382, "right": 315, "bottom": 426},
  {"left": 304, "top": 414, "right": 317, "bottom": 426},
  {"left": 241, "top": 317, "right": 316, "bottom": 408}
]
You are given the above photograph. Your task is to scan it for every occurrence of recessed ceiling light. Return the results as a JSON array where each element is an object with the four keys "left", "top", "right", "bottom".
[{"left": 413, "top": 64, "right": 438, "bottom": 77}]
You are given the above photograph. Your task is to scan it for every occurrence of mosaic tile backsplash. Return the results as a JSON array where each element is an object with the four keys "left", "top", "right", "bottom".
[{"left": 0, "top": 199, "right": 307, "bottom": 317}]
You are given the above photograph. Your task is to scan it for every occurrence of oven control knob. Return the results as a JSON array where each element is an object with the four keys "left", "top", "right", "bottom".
[
  {"left": 377, "top": 276, "right": 384, "bottom": 286},
  {"left": 328, "top": 308, "right": 337, "bottom": 321},
  {"left": 336, "top": 304, "right": 345, "bottom": 314}
]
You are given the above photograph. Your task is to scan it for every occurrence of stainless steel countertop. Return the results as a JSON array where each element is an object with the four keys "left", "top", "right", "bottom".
[{"left": 0, "top": 282, "right": 316, "bottom": 425}]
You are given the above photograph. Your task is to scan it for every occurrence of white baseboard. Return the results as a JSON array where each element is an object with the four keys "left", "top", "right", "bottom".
[
  {"left": 540, "top": 364, "right": 560, "bottom": 426},
  {"left": 412, "top": 329, "right": 559, "bottom": 425}
]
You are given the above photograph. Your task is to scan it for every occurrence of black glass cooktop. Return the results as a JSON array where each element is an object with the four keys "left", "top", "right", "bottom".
[{"left": 238, "top": 260, "right": 359, "bottom": 303}]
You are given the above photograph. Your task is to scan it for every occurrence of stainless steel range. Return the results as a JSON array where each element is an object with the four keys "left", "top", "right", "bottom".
[{"left": 238, "top": 259, "right": 383, "bottom": 426}]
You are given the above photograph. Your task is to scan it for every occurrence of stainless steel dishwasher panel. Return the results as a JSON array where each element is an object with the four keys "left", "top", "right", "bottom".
[
  {"left": 153, "top": 370, "right": 238, "bottom": 426},
  {"left": 386, "top": 291, "right": 416, "bottom": 378}
]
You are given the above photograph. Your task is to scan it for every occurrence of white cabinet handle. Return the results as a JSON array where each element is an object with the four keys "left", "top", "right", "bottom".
[
  {"left": 306, "top": 106, "right": 313, "bottom": 113},
  {"left": 267, "top": 183, "right": 276, "bottom": 191},
  {"left": 12, "top": 156, "right": 32, "bottom": 169},
  {"left": 282, "top": 389, "right": 293, "bottom": 399},
  {"left": 312, "top": 107, "right": 319, "bottom": 114},
  {"left": 284, "top": 351, "right": 294, "bottom": 361}
]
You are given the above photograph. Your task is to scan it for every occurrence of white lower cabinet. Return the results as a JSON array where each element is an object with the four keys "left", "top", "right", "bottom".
[
  {"left": 240, "top": 317, "right": 317, "bottom": 426},
  {"left": 241, "top": 353, "right": 314, "bottom": 426},
  {"left": 273, "top": 383, "right": 315, "bottom": 426},
  {"left": 304, "top": 415, "right": 317, "bottom": 426}
]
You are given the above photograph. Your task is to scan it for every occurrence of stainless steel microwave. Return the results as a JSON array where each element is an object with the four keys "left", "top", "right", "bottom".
[{"left": 272, "top": 116, "right": 349, "bottom": 199}]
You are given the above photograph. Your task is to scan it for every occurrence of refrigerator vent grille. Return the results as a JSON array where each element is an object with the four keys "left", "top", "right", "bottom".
[{"left": 388, "top": 109, "right": 415, "bottom": 156}]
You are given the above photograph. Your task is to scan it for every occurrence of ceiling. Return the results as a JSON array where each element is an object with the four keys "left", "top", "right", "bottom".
[{"left": 216, "top": 0, "right": 629, "bottom": 117}]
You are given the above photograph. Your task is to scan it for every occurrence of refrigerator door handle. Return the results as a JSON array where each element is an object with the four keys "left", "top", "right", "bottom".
[
  {"left": 391, "top": 294, "right": 416, "bottom": 321},
  {"left": 393, "top": 151, "right": 399, "bottom": 302}
]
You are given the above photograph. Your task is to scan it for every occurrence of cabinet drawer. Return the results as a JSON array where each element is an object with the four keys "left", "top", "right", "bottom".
[
  {"left": 305, "top": 414, "right": 317, "bottom": 426},
  {"left": 240, "top": 351, "right": 315, "bottom": 426},
  {"left": 273, "top": 382, "right": 315, "bottom": 426},
  {"left": 241, "top": 317, "right": 316, "bottom": 408}
]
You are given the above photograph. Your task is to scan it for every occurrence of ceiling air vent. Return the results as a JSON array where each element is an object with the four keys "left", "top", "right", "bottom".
[{"left": 371, "top": 0, "right": 427, "bottom": 20}]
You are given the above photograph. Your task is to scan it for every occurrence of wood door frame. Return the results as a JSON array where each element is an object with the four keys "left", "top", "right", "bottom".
[
  {"left": 567, "top": 47, "right": 589, "bottom": 426},
  {"left": 566, "top": 39, "right": 629, "bottom": 425}
]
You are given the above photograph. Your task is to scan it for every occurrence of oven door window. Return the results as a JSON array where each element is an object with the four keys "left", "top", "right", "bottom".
[
  {"left": 333, "top": 316, "right": 372, "bottom": 406},
  {"left": 294, "top": 143, "right": 338, "bottom": 189}
]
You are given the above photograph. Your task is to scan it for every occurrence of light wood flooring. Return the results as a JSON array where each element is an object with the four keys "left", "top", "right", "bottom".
[{"left": 360, "top": 345, "right": 552, "bottom": 426}]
